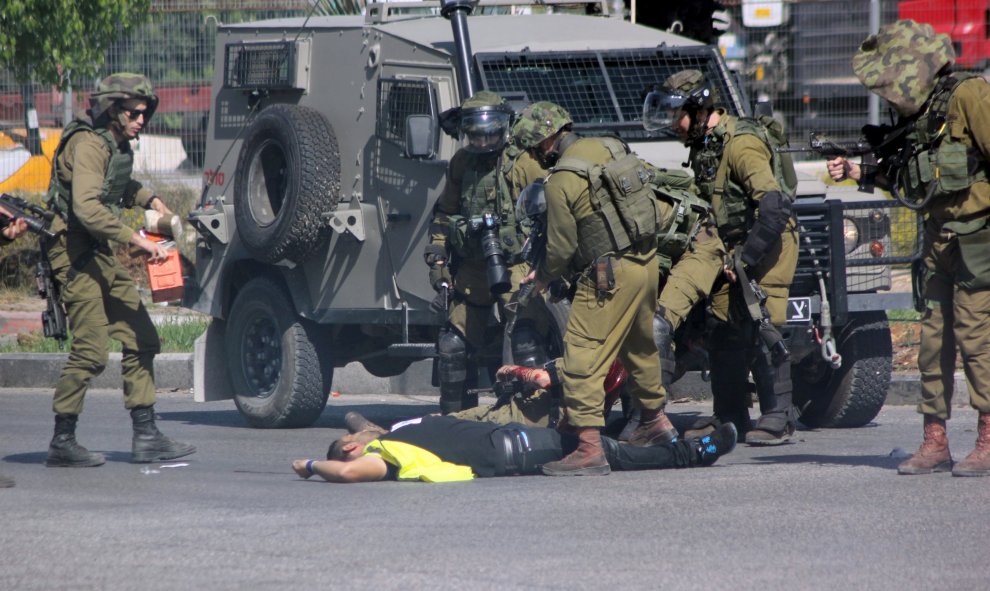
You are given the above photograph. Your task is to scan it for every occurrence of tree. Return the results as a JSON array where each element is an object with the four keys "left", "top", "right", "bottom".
[
  {"left": 0, "top": 0, "right": 150, "bottom": 153},
  {"left": 0, "top": 0, "right": 150, "bottom": 89}
]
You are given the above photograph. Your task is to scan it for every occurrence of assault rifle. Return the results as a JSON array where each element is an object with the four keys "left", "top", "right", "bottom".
[
  {"left": 0, "top": 193, "right": 67, "bottom": 348},
  {"left": 780, "top": 125, "right": 928, "bottom": 209},
  {"left": 733, "top": 256, "right": 789, "bottom": 367},
  {"left": 0, "top": 193, "right": 57, "bottom": 241}
]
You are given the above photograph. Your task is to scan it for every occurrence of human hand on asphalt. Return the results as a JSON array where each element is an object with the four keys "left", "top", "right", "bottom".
[{"left": 292, "top": 459, "right": 314, "bottom": 479}]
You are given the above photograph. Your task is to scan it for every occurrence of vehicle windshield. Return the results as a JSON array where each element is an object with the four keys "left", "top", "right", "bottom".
[{"left": 477, "top": 45, "right": 743, "bottom": 141}]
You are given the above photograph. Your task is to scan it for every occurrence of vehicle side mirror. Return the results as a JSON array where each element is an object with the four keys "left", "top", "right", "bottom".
[{"left": 404, "top": 114, "right": 437, "bottom": 159}]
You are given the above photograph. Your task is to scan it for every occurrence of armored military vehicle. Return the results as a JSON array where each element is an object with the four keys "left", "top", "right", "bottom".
[{"left": 189, "top": 0, "right": 914, "bottom": 428}]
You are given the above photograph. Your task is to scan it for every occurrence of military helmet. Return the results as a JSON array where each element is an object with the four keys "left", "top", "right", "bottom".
[
  {"left": 852, "top": 19, "right": 955, "bottom": 117},
  {"left": 511, "top": 101, "right": 573, "bottom": 150},
  {"left": 643, "top": 69, "right": 718, "bottom": 133},
  {"left": 89, "top": 72, "right": 159, "bottom": 123},
  {"left": 458, "top": 90, "right": 513, "bottom": 154}
]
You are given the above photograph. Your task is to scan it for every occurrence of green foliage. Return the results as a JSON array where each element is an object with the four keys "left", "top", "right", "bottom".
[
  {"left": 0, "top": 0, "right": 151, "bottom": 88},
  {"left": 0, "top": 318, "right": 209, "bottom": 353}
]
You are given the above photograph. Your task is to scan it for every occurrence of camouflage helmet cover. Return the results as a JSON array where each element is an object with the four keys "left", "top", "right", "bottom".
[
  {"left": 511, "top": 101, "right": 573, "bottom": 149},
  {"left": 852, "top": 19, "right": 955, "bottom": 117},
  {"left": 662, "top": 69, "right": 719, "bottom": 110},
  {"left": 461, "top": 90, "right": 508, "bottom": 111},
  {"left": 89, "top": 72, "right": 159, "bottom": 122}
]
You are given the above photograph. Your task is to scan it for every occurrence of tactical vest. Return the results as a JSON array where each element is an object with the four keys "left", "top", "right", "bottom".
[
  {"left": 653, "top": 183, "right": 711, "bottom": 272},
  {"left": 447, "top": 152, "right": 524, "bottom": 261},
  {"left": 899, "top": 73, "right": 989, "bottom": 202},
  {"left": 552, "top": 136, "right": 660, "bottom": 270},
  {"left": 47, "top": 118, "right": 135, "bottom": 220},
  {"left": 698, "top": 114, "right": 797, "bottom": 244}
]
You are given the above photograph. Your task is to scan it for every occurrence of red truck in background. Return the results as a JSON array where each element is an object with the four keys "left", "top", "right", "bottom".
[
  {"left": 899, "top": 0, "right": 990, "bottom": 70},
  {"left": 0, "top": 83, "right": 210, "bottom": 167}
]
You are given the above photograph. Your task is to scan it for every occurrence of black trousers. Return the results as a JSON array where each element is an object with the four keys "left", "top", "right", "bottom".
[{"left": 495, "top": 425, "right": 696, "bottom": 476}]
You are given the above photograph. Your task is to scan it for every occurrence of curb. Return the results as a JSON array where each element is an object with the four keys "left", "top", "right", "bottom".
[{"left": 0, "top": 352, "right": 972, "bottom": 408}]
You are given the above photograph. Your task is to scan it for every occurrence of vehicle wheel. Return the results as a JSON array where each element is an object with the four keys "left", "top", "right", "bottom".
[
  {"left": 793, "top": 311, "right": 892, "bottom": 428},
  {"left": 225, "top": 276, "right": 331, "bottom": 428},
  {"left": 233, "top": 104, "right": 340, "bottom": 264}
]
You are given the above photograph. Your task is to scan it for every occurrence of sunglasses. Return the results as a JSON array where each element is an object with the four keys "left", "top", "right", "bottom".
[{"left": 122, "top": 108, "right": 149, "bottom": 121}]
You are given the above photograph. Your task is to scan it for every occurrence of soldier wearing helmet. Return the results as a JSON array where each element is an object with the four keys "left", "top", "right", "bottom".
[
  {"left": 516, "top": 100, "right": 678, "bottom": 476},
  {"left": 425, "top": 91, "right": 549, "bottom": 415},
  {"left": 42, "top": 72, "right": 195, "bottom": 468},
  {"left": 654, "top": 69, "right": 800, "bottom": 446},
  {"left": 828, "top": 20, "right": 990, "bottom": 477}
]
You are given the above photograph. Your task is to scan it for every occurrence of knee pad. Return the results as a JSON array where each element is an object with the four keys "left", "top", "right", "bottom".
[{"left": 438, "top": 330, "right": 468, "bottom": 384}]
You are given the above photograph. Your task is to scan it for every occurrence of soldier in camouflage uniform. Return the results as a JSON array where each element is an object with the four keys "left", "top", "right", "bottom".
[
  {"left": 654, "top": 70, "right": 800, "bottom": 445},
  {"left": 828, "top": 20, "right": 990, "bottom": 477},
  {"left": 517, "top": 101, "right": 675, "bottom": 476},
  {"left": 425, "top": 91, "right": 549, "bottom": 415},
  {"left": 43, "top": 73, "right": 196, "bottom": 467}
]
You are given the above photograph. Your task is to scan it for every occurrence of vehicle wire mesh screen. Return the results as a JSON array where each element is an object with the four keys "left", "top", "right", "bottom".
[
  {"left": 476, "top": 47, "right": 741, "bottom": 141},
  {"left": 224, "top": 42, "right": 296, "bottom": 90},
  {"left": 376, "top": 78, "right": 436, "bottom": 147}
]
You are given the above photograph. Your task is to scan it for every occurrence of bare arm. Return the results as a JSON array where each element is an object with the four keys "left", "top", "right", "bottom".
[{"left": 292, "top": 456, "right": 388, "bottom": 483}]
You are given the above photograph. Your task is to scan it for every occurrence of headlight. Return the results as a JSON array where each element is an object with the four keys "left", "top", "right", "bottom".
[{"left": 843, "top": 217, "right": 859, "bottom": 253}]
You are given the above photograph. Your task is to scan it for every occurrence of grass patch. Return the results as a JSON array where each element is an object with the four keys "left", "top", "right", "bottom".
[
  {"left": 0, "top": 318, "right": 209, "bottom": 353},
  {"left": 887, "top": 308, "right": 922, "bottom": 322}
]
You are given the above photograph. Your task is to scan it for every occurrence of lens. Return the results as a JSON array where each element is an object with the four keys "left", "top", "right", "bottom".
[{"left": 481, "top": 228, "right": 511, "bottom": 294}]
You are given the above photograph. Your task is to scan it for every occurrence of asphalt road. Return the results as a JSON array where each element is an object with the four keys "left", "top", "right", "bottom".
[{"left": 2, "top": 389, "right": 988, "bottom": 591}]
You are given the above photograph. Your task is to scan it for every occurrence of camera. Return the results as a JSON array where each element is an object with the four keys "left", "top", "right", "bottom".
[{"left": 470, "top": 213, "right": 511, "bottom": 295}]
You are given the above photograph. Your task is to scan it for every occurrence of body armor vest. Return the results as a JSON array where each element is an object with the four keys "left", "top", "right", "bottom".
[
  {"left": 899, "top": 73, "right": 989, "bottom": 202},
  {"left": 654, "top": 184, "right": 711, "bottom": 272},
  {"left": 448, "top": 152, "right": 524, "bottom": 261},
  {"left": 553, "top": 136, "right": 660, "bottom": 270},
  {"left": 48, "top": 119, "right": 134, "bottom": 220},
  {"left": 695, "top": 115, "right": 796, "bottom": 245}
]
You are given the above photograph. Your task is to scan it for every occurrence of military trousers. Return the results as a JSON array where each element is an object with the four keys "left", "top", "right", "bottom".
[
  {"left": 47, "top": 233, "right": 160, "bottom": 416},
  {"left": 918, "top": 221, "right": 990, "bottom": 419},
  {"left": 659, "top": 221, "right": 726, "bottom": 331},
  {"left": 447, "top": 259, "right": 548, "bottom": 352},
  {"left": 451, "top": 389, "right": 553, "bottom": 427},
  {"left": 560, "top": 254, "right": 663, "bottom": 428},
  {"left": 710, "top": 227, "right": 798, "bottom": 326}
]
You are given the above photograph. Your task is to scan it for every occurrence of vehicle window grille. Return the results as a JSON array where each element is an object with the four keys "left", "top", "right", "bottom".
[
  {"left": 476, "top": 47, "right": 741, "bottom": 141},
  {"left": 224, "top": 42, "right": 296, "bottom": 90},
  {"left": 793, "top": 206, "right": 835, "bottom": 296},
  {"left": 377, "top": 78, "right": 437, "bottom": 146}
]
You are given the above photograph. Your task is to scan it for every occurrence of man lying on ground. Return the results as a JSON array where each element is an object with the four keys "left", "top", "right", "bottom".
[{"left": 290, "top": 414, "right": 736, "bottom": 483}]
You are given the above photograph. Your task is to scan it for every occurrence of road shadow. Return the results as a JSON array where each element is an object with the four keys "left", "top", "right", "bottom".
[
  {"left": 156, "top": 403, "right": 437, "bottom": 431},
  {"left": 4, "top": 450, "right": 141, "bottom": 464},
  {"left": 747, "top": 452, "right": 901, "bottom": 470}
]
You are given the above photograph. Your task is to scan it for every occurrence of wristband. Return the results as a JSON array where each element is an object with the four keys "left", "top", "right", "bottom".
[{"left": 305, "top": 459, "right": 316, "bottom": 476}]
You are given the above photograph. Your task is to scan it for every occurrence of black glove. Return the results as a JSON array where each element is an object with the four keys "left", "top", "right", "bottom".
[
  {"left": 429, "top": 264, "right": 451, "bottom": 292},
  {"left": 423, "top": 243, "right": 447, "bottom": 267},
  {"left": 739, "top": 191, "right": 791, "bottom": 268}
]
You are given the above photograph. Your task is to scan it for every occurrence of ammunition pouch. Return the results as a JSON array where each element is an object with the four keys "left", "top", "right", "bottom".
[{"left": 945, "top": 216, "right": 990, "bottom": 290}]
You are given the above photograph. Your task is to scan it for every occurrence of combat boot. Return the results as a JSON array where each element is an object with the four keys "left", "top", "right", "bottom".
[
  {"left": 693, "top": 422, "right": 739, "bottom": 466},
  {"left": 131, "top": 406, "right": 197, "bottom": 463},
  {"left": 952, "top": 412, "right": 990, "bottom": 477},
  {"left": 46, "top": 414, "right": 106, "bottom": 467},
  {"left": 542, "top": 427, "right": 610, "bottom": 476},
  {"left": 897, "top": 415, "right": 952, "bottom": 475},
  {"left": 627, "top": 407, "right": 679, "bottom": 446}
]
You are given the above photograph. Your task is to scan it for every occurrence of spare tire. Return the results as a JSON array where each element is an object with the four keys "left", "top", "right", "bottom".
[{"left": 233, "top": 104, "right": 340, "bottom": 264}]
